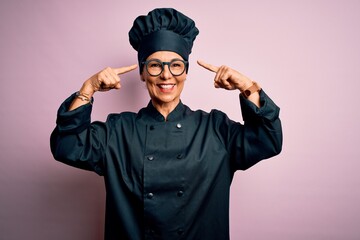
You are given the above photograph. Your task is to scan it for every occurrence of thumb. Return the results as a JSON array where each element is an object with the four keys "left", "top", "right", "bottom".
[
  {"left": 197, "top": 60, "right": 219, "bottom": 73},
  {"left": 114, "top": 64, "right": 138, "bottom": 75}
]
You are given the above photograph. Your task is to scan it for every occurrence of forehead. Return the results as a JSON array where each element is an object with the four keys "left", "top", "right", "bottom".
[{"left": 146, "top": 51, "right": 183, "bottom": 61}]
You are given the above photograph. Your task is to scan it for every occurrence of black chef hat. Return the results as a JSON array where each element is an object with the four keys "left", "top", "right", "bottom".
[{"left": 129, "top": 8, "right": 199, "bottom": 73}]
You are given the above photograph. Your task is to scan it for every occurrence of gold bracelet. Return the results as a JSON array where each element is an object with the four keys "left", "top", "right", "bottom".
[{"left": 75, "top": 91, "right": 91, "bottom": 102}]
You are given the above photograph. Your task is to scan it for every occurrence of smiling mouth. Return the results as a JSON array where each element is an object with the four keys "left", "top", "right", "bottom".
[{"left": 157, "top": 84, "right": 175, "bottom": 89}]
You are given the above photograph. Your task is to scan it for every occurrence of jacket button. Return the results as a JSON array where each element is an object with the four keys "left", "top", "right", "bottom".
[
  {"left": 147, "top": 193, "right": 154, "bottom": 199},
  {"left": 176, "top": 123, "right": 182, "bottom": 129},
  {"left": 176, "top": 154, "right": 183, "bottom": 159},
  {"left": 147, "top": 156, "right": 154, "bottom": 161},
  {"left": 149, "top": 125, "right": 155, "bottom": 130},
  {"left": 177, "top": 191, "right": 184, "bottom": 197}
]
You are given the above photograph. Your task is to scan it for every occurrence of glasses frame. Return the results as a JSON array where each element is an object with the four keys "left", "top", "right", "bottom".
[{"left": 142, "top": 59, "right": 188, "bottom": 77}]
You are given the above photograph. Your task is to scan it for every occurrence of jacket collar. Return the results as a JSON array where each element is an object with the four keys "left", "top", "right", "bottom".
[{"left": 140, "top": 100, "right": 186, "bottom": 122}]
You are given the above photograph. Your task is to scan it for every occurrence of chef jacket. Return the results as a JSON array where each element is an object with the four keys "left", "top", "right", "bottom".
[{"left": 50, "top": 90, "right": 282, "bottom": 240}]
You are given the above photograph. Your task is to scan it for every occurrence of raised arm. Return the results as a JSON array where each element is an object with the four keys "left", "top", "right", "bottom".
[
  {"left": 197, "top": 60, "right": 261, "bottom": 107},
  {"left": 69, "top": 64, "right": 138, "bottom": 111}
]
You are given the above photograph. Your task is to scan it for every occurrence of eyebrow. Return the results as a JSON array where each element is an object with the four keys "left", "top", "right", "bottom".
[{"left": 146, "top": 58, "right": 184, "bottom": 62}]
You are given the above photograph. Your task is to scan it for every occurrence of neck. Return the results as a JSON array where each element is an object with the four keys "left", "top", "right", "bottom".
[{"left": 151, "top": 99, "right": 180, "bottom": 121}]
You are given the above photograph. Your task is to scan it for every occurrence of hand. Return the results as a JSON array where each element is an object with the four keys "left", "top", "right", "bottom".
[
  {"left": 81, "top": 64, "right": 138, "bottom": 96},
  {"left": 197, "top": 60, "right": 252, "bottom": 91}
]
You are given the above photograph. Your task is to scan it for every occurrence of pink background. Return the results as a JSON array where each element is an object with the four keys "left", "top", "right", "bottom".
[{"left": 1, "top": 0, "right": 360, "bottom": 239}]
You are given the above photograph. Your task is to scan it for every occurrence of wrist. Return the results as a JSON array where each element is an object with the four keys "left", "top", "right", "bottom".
[
  {"left": 240, "top": 81, "right": 261, "bottom": 98},
  {"left": 79, "top": 81, "right": 95, "bottom": 98},
  {"left": 237, "top": 78, "right": 253, "bottom": 92}
]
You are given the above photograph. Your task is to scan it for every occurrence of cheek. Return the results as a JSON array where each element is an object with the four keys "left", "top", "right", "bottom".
[
  {"left": 178, "top": 82, "right": 185, "bottom": 91},
  {"left": 177, "top": 76, "right": 187, "bottom": 86},
  {"left": 145, "top": 80, "right": 157, "bottom": 93}
]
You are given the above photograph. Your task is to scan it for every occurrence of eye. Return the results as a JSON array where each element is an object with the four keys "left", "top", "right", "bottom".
[
  {"left": 170, "top": 61, "right": 184, "bottom": 68},
  {"left": 148, "top": 62, "right": 162, "bottom": 68}
]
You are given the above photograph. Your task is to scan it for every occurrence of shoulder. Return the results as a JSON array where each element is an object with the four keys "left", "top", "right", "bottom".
[
  {"left": 106, "top": 111, "right": 138, "bottom": 125},
  {"left": 191, "top": 107, "right": 228, "bottom": 120},
  {"left": 184, "top": 105, "right": 231, "bottom": 125}
]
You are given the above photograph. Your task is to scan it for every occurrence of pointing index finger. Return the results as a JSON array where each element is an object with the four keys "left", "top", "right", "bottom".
[
  {"left": 197, "top": 60, "right": 219, "bottom": 73},
  {"left": 114, "top": 64, "right": 138, "bottom": 75}
]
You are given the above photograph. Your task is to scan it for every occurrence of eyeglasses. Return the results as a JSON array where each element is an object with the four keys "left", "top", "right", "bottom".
[{"left": 142, "top": 59, "right": 188, "bottom": 77}]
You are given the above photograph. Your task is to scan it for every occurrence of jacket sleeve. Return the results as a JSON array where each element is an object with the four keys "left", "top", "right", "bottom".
[
  {"left": 50, "top": 93, "right": 107, "bottom": 175},
  {"left": 221, "top": 90, "right": 283, "bottom": 170}
]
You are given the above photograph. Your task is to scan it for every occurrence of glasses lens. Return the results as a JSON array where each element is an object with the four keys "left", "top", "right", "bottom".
[
  {"left": 145, "top": 59, "right": 186, "bottom": 76},
  {"left": 146, "top": 60, "right": 163, "bottom": 76},
  {"left": 170, "top": 60, "right": 186, "bottom": 76}
]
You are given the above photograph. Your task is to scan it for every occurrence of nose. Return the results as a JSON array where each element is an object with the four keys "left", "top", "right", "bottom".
[{"left": 160, "top": 64, "right": 172, "bottom": 80}]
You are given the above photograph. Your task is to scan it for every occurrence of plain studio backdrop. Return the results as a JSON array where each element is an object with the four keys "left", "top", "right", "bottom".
[{"left": 1, "top": 0, "right": 359, "bottom": 239}]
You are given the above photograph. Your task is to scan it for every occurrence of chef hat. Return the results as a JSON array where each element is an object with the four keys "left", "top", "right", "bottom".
[{"left": 129, "top": 8, "right": 199, "bottom": 73}]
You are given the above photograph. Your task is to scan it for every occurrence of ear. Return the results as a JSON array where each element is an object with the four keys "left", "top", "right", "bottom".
[{"left": 140, "top": 75, "right": 145, "bottom": 82}]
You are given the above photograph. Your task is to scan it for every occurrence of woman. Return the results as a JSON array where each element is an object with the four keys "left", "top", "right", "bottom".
[{"left": 51, "top": 8, "right": 282, "bottom": 240}]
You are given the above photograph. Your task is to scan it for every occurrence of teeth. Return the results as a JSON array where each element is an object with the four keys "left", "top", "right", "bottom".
[{"left": 159, "top": 84, "right": 175, "bottom": 89}]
